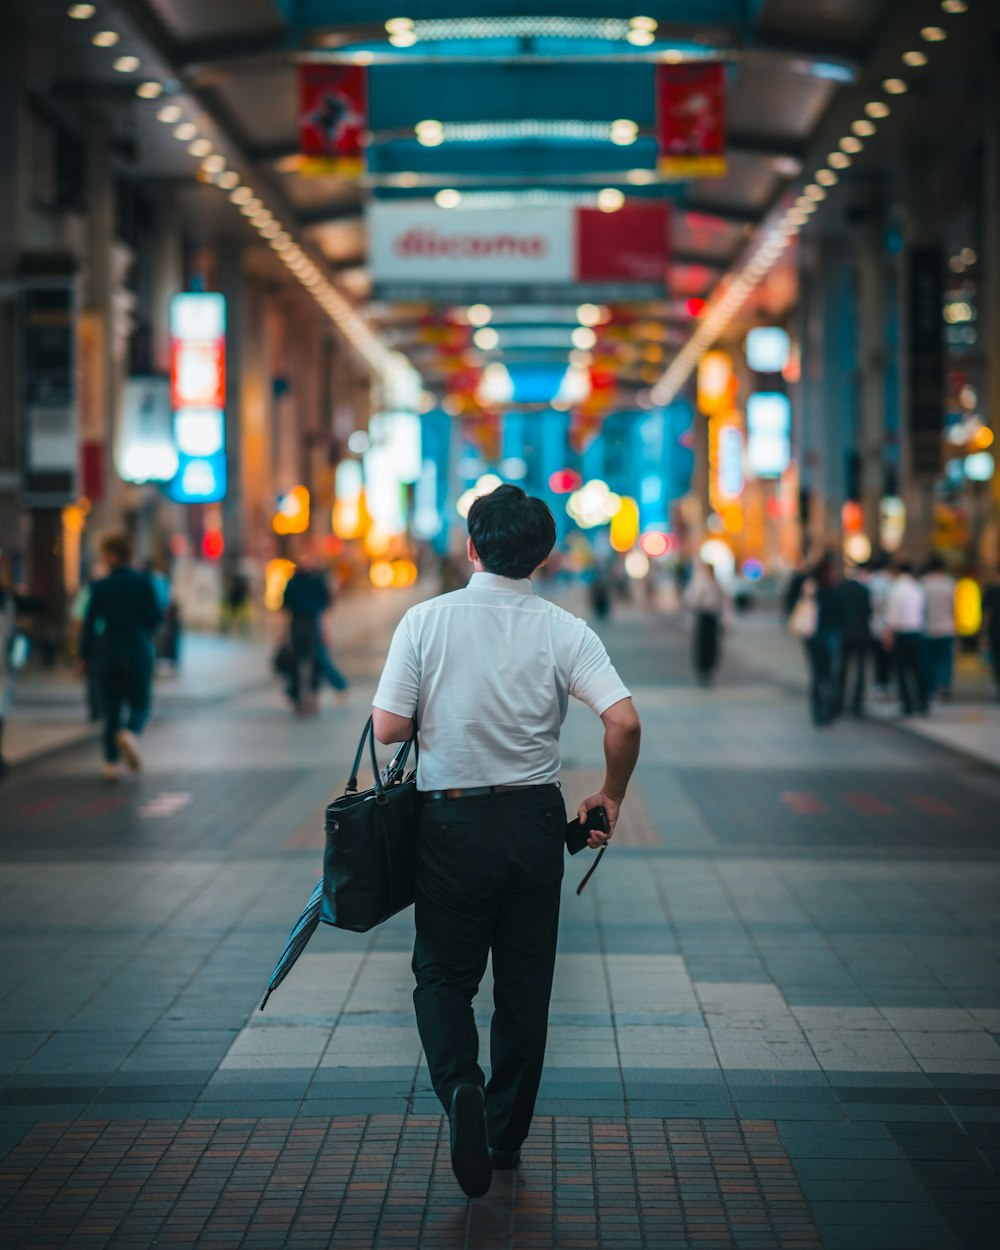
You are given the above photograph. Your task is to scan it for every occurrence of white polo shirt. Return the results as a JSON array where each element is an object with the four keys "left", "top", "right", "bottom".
[{"left": 373, "top": 572, "right": 631, "bottom": 791}]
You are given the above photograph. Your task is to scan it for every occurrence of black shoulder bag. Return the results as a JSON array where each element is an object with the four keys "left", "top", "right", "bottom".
[{"left": 321, "top": 716, "right": 419, "bottom": 932}]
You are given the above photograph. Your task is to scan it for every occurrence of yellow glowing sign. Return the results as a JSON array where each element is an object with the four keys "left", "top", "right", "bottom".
[
  {"left": 955, "top": 578, "right": 982, "bottom": 637},
  {"left": 272, "top": 485, "right": 310, "bottom": 536},
  {"left": 369, "top": 560, "right": 394, "bottom": 589},
  {"left": 609, "top": 496, "right": 640, "bottom": 552},
  {"left": 697, "top": 350, "right": 735, "bottom": 415},
  {"left": 264, "top": 559, "right": 296, "bottom": 612}
]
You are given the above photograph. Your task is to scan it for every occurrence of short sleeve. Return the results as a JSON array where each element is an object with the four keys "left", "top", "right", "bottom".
[
  {"left": 373, "top": 612, "right": 421, "bottom": 717},
  {"left": 569, "top": 625, "right": 631, "bottom": 716}
]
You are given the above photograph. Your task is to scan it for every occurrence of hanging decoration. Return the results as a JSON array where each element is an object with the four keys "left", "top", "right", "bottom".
[
  {"left": 298, "top": 66, "right": 367, "bottom": 177},
  {"left": 656, "top": 63, "right": 727, "bottom": 179}
]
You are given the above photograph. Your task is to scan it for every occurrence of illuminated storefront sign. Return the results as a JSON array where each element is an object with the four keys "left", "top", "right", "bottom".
[
  {"left": 117, "top": 376, "right": 177, "bottom": 484},
  {"left": 746, "top": 392, "right": 791, "bottom": 477},
  {"left": 165, "top": 293, "right": 227, "bottom": 503},
  {"left": 745, "top": 327, "right": 790, "bottom": 374}
]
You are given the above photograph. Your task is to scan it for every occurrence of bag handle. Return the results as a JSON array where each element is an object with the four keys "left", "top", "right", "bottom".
[{"left": 345, "top": 715, "right": 418, "bottom": 795}]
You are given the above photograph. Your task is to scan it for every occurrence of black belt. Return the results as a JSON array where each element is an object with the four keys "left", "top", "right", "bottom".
[{"left": 422, "top": 783, "right": 551, "bottom": 801}]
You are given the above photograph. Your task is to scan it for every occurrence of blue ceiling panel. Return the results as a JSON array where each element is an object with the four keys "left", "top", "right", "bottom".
[
  {"left": 369, "top": 64, "right": 658, "bottom": 128},
  {"left": 369, "top": 139, "right": 660, "bottom": 179},
  {"left": 290, "top": 2, "right": 752, "bottom": 27}
]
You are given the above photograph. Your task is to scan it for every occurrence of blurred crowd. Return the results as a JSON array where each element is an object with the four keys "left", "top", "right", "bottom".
[{"left": 783, "top": 555, "right": 1000, "bottom": 726}]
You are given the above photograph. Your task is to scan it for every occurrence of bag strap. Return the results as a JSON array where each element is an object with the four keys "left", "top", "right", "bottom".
[
  {"left": 345, "top": 716, "right": 374, "bottom": 794},
  {"left": 345, "top": 715, "right": 419, "bottom": 795}
]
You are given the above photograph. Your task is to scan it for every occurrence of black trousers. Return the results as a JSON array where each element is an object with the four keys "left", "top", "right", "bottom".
[
  {"left": 412, "top": 784, "right": 565, "bottom": 1152},
  {"left": 894, "top": 631, "right": 927, "bottom": 714},
  {"left": 838, "top": 640, "right": 868, "bottom": 716}
]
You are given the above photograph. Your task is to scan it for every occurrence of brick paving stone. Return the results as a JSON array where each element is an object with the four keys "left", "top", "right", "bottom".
[{"left": 0, "top": 1115, "right": 821, "bottom": 1249}]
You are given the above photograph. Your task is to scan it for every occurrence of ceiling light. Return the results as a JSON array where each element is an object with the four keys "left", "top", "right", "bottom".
[
  {"left": 260, "top": 223, "right": 280, "bottom": 238},
  {"left": 273, "top": 231, "right": 290, "bottom": 246},
  {"left": 840, "top": 135, "right": 863, "bottom": 153},
  {"left": 67, "top": 4, "right": 95, "bottom": 17},
  {"left": 113, "top": 54, "right": 140, "bottom": 72},
  {"left": 852, "top": 119, "right": 876, "bottom": 137},
  {"left": 415, "top": 120, "right": 444, "bottom": 146},
  {"left": 173, "top": 122, "right": 197, "bottom": 141},
  {"left": 597, "top": 187, "right": 625, "bottom": 212},
  {"left": 217, "top": 171, "right": 240, "bottom": 190},
  {"left": 920, "top": 25, "right": 947, "bottom": 40},
  {"left": 804, "top": 184, "right": 827, "bottom": 201},
  {"left": 473, "top": 327, "right": 500, "bottom": 350},
  {"left": 240, "top": 200, "right": 261, "bottom": 216},
  {"left": 610, "top": 119, "right": 638, "bottom": 145},
  {"left": 252, "top": 210, "right": 273, "bottom": 225},
  {"left": 135, "top": 81, "right": 163, "bottom": 99},
  {"left": 572, "top": 326, "right": 597, "bottom": 350},
  {"left": 188, "top": 138, "right": 213, "bottom": 157},
  {"left": 816, "top": 169, "right": 838, "bottom": 186},
  {"left": 883, "top": 78, "right": 908, "bottom": 93},
  {"left": 902, "top": 50, "right": 928, "bottom": 66},
  {"left": 435, "top": 188, "right": 461, "bottom": 208},
  {"left": 157, "top": 104, "right": 182, "bottom": 123},
  {"left": 230, "top": 186, "right": 252, "bottom": 204},
  {"left": 626, "top": 28, "right": 654, "bottom": 46},
  {"left": 576, "top": 303, "right": 606, "bottom": 327},
  {"left": 91, "top": 29, "right": 119, "bottom": 47},
  {"left": 626, "top": 168, "right": 657, "bottom": 185},
  {"left": 466, "top": 304, "right": 492, "bottom": 326},
  {"left": 388, "top": 30, "right": 418, "bottom": 46},
  {"left": 630, "top": 16, "right": 658, "bottom": 31},
  {"left": 385, "top": 17, "right": 414, "bottom": 32},
  {"left": 865, "top": 101, "right": 890, "bottom": 119},
  {"left": 828, "top": 151, "right": 851, "bottom": 169},
  {"left": 201, "top": 154, "right": 226, "bottom": 174},
  {"left": 941, "top": 0, "right": 966, "bottom": 10}
]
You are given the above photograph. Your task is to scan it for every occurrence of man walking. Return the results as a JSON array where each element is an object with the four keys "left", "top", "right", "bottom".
[
  {"left": 372, "top": 485, "right": 640, "bottom": 1198},
  {"left": 80, "top": 532, "right": 162, "bottom": 778},
  {"left": 884, "top": 559, "right": 928, "bottom": 716}
]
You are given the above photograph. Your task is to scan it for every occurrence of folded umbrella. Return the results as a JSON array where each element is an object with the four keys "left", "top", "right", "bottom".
[{"left": 259, "top": 878, "right": 323, "bottom": 1011}]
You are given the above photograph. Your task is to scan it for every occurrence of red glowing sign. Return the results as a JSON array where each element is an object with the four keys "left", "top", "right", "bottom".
[
  {"left": 549, "top": 469, "right": 583, "bottom": 494},
  {"left": 640, "top": 531, "right": 672, "bottom": 558},
  {"left": 171, "top": 340, "right": 225, "bottom": 410}
]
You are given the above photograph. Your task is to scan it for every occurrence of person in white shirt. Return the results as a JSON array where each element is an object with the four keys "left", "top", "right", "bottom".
[
  {"left": 682, "top": 560, "right": 727, "bottom": 685},
  {"left": 372, "top": 484, "right": 640, "bottom": 1197},
  {"left": 921, "top": 556, "right": 957, "bottom": 699},
  {"left": 867, "top": 558, "right": 894, "bottom": 696},
  {"left": 884, "top": 560, "right": 928, "bottom": 715}
]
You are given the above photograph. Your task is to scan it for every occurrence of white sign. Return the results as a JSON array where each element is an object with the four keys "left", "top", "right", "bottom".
[
  {"left": 117, "top": 376, "right": 177, "bottom": 483},
  {"left": 370, "top": 202, "right": 573, "bottom": 286},
  {"left": 747, "top": 392, "right": 791, "bottom": 478}
]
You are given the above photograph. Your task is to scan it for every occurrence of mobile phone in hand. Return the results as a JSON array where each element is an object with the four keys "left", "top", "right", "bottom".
[{"left": 565, "top": 805, "right": 609, "bottom": 855}]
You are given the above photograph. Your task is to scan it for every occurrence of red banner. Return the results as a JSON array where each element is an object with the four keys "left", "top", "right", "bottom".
[
  {"left": 656, "top": 63, "right": 727, "bottom": 179},
  {"left": 298, "top": 66, "right": 367, "bottom": 176},
  {"left": 576, "top": 202, "right": 670, "bottom": 285}
]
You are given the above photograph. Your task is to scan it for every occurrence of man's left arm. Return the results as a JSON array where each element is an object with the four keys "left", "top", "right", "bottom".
[{"left": 372, "top": 614, "right": 419, "bottom": 744}]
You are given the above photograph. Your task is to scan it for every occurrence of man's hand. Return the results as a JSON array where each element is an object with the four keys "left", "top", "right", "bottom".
[{"left": 578, "top": 790, "right": 620, "bottom": 848}]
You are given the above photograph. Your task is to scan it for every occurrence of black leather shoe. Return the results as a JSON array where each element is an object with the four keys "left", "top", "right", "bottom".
[
  {"left": 449, "top": 1084, "right": 492, "bottom": 1198},
  {"left": 489, "top": 1147, "right": 521, "bottom": 1170}
]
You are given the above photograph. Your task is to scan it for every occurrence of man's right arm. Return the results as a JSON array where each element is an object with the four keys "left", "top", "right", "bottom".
[{"left": 578, "top": 696, "right": 641, "bottom": 845}]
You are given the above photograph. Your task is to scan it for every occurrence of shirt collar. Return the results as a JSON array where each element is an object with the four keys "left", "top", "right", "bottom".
[{"left": 469, "top": 571, "right": 534, "bottom": 595}]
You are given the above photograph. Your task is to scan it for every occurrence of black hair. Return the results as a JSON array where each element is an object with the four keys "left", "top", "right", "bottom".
[{"left": 467, "top": 484, "right": 556, "bottom": 580}]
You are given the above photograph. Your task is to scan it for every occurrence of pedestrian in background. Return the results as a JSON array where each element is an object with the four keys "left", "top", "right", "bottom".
[
  {"left": 683, "top": 560, "right": 727, "bottom": 686},
  {"left": 981, "top": 567, "right": 1000, "bottom": 701},
  {"left": 867, "top": 556, "right": 894, "bottom": 698},
  {"left": 921, "top": 556, "right": 956, "bottom": 700},
  {"left": 372, "top": 484, "right": 640, "bottom": 1198},
  {"left": 884, "top": 560, "right": 927, "bottom": 717},
  {"left": 80, "top": 532, "right": 162, "bottom": 779},
  {"left": 0, "top": 563, "right": 17, "bottom": 781},
  {"left": 792, "top": 554, "right": 844, "bottom": 727},
  {"left": 835, "top": 563, "right": 872, "bottom": 718},
  {"left": 282, "top": 556, "right": 348, "bottom": 714}
]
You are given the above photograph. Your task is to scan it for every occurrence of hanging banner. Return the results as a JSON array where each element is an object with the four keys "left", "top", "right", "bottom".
[
  {"left": 298, "top": 65, "right": 367, "bottom": 177},
  {"left": 656, "top": 63, "right": 727, "bottom": 179}
]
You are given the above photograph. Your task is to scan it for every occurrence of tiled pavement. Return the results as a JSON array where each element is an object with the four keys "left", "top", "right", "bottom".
[{"left": 1, "top": 591, "right": 999, "bottom": 1248}]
